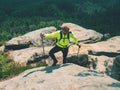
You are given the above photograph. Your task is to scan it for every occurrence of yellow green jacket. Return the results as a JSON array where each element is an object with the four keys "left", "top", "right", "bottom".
[{"left": 44, "top": 31, "right": 78, "bottom": 48}]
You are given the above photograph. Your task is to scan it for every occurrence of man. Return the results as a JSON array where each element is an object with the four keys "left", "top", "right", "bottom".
[{"left": 40, "top": 26, "right": 80, "bottom": 66}]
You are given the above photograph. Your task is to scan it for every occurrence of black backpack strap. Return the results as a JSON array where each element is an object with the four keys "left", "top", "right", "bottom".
[
  {"left": 60, "top": 30, "right": 62, "bottom": 40},
  {"left": 67, "top": 31, "right": 71, "bottom": 41}
]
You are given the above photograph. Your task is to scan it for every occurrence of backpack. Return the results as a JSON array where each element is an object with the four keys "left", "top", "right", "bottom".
[{"left": 59, "top": 30, "right": 71, "bottom": 41}]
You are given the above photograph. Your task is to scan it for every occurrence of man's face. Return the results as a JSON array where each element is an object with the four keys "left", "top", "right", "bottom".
[
  {"left": 62, "top": 27, "right": 69, "bottom": 34},
  {"left": 62, "top": 29, "right": 69, "bottom": 34}
]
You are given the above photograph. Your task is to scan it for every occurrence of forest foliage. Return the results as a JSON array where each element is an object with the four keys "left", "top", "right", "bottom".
[
  {"left": 0, "top": 51, "right": 47, "bottom": 80},
  {"left": 0, "top": 0, "right": 120, "bottom": 45}
]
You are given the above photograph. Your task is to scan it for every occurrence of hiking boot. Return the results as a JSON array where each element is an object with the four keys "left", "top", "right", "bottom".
[
  {"left": 52, "top": 60, "right": 58, "bottom": 66},
  {"left": 63, "top": 61, "right": 66, "bottom": 64}
]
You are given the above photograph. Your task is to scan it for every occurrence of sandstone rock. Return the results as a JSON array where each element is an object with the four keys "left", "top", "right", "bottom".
[
  {"left": 111, "top": 55, "right": 120, "bottom": 80},
  {"left": 88, "top": 36, "right": 120, "bottom": 57},
  {"left": 8, "top": 46, "right": 52, "bottom": 64},
  {"left": 0, "top": 64, "right": 120, "bottom": 90},
  {"left": 3, "top": 27, "right": 56, "bottom": 51},
  {"left": 61, "top": 23, "right": 103, "bottom": 43}
]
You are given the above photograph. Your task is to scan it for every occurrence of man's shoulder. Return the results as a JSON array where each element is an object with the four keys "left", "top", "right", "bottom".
[
  {"left": 55, "top": 30, "right": 72, "bottom": 34},
  {"left": 55, "top": 30, "right": 61, "bottom": 33},
  {"left": 52, "top": 30, "right": 60, "bottom": 34}
]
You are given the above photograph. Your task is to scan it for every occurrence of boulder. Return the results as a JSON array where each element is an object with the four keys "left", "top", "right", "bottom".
[
  {"left": 3, "top": 27, "right": 56, "bottom": 51},
  {"left": 7, "top": 46, "right": 52, "bottom": 65},
  {"left": 0, "top": 64, "right": 120, "bottom": 90},
  {"left": 88, "top": 36, "right": 120, "bottom": 57},
  {"left": 111, "top": 55, "right": 120, "bottom": 80},
  {"left": 61, "top": 23, "right": 104, "bottom": 43}
]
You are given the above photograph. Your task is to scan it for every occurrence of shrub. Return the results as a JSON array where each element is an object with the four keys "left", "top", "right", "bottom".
[
  {"left": 67, "top": 54, "right": 90, "bottom": 68},
  {"left": 0, "top": 51, "right": 47, "bottom": 80}
]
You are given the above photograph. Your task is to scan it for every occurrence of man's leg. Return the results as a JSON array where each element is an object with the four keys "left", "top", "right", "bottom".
[
  {"left": 62, "top": 47, "right": 69, "bottom": 64},
  {"left": 49, "top": 45, "right": 61, "bottom": 66}
]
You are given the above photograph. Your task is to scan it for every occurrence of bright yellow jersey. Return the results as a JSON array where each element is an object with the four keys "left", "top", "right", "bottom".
[{"left": 44, "top": 31, "right": 78, "bottom": 48}]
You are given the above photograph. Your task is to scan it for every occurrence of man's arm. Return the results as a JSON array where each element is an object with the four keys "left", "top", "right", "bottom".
[
  {"left": 40, "top": 31, "right": 59, "bottom": 38},
  {"left": 70, "top": 32, "right": 81, "bottom": 48}
]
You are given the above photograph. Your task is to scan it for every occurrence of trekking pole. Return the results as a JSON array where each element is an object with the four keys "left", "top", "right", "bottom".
[
  {"left": 41, "top": 37, "right": 45, "bottom": 56},
  {"left": 77, "top": 44, "right": 81, "bottom": 57},
  {"left": 40, "top": 33, "right": 49, "bottom": 65}
]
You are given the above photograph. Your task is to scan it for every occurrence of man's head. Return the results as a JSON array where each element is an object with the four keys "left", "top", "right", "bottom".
[{"left": 61, "top": 26, "right": 69, "bottom": 34}]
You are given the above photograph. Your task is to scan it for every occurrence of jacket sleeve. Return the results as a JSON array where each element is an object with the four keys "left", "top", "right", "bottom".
[
  {"left": 70, "top": 32, "right": 78, "bottom": 44},
  {"left": 44, "top": 31, "right": 59, "bottom": 38}
]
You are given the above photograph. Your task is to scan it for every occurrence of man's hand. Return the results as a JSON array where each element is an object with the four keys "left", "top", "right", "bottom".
[
  {"left": 40, "top": 33, "right": 45, "bottom": 38},
  {"left": 77, "top": 44, "right": 81, "bottom": 48}
]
